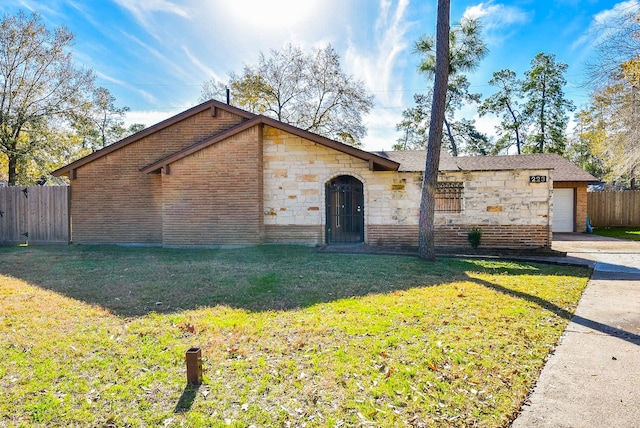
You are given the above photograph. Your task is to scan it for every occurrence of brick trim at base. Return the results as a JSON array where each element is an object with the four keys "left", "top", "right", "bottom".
[{"left": 367, "top": 224, "right": 549, "bottom": 248}]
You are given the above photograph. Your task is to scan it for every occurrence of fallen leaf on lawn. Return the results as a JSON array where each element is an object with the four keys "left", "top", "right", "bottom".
[
  {"left": 385, "top": 367, "right": 395, "bottom": 378},
  {"left": 380, "top": 351, "right": 390, "bottom": 358},
  {"left": 178, "top": 323, "right": 196, "bottom": 334},
  {"left": 428, "top": 363, "right": 438, "bottom": 371}
]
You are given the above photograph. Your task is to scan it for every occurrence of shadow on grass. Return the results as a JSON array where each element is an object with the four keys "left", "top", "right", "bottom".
[
  {"left": 2, "top": 243, "right": 638, "bottom": 345},
  {"left": 0, "top": 244, "right": 552, "bottom": 316},
  {"left": 468, "top": 275, "right": 640, "bottom": 347},
  {"left": 174, "top": 384, "right": 199, "bottom": 413}
]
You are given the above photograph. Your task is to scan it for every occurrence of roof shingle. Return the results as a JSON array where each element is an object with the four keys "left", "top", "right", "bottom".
[{"left": 372, "top": 150, "right": 596, "bottom": 182}]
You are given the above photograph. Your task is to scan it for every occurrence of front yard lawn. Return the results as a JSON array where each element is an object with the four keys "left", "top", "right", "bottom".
[
  {"left": 0, "top": 245, "right": 590, "bottom": 427},
  {"left": 592, "top": 227, "right": 640, "bottom": 241}
]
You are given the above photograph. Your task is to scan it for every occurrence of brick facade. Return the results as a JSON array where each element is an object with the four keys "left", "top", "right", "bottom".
[
  {"left": 368, "top": 224, "right": 549, "bottom": 247},
  {"left": 56, "top": 100, "right": 591, "bottom": 249},
  {"left": 68, "top": 107, "right": 246, "bottom": 244},
  {"left": 161, "top": 126, "right": 263, "bottom": 246}
]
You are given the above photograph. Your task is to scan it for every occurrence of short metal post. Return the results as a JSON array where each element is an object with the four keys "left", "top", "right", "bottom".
[{"left": 186, "top": 347, "right": 202, "bottom": 385}]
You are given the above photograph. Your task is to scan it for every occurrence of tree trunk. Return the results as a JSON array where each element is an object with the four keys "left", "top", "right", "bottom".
[
  {"left": 418, "top": 0, "right": 450, "bottom": 261},
  {"left": 443, "top": 117, "right": 458, "bottom": 156},
  {"left": 507, "top": 103, "right": 521, "bottom": 154},
  {"left": 8, "top": 154, "right": 17, "bottom": 186}
]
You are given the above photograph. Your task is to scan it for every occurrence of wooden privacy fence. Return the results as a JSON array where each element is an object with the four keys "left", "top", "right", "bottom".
[
  {"left": 0, "top": 186, "right": 70, "bottom": 243},
  {"left": 587, "top": 190, "right": 640, "bottom": 227}
]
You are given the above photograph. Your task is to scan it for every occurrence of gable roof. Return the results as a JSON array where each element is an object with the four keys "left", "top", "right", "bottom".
[
  {"left": 52, "top": 99, "right": 256, "bottom": 177},
  {"left": 140, "top": 115, "right": 400, "bottom": 174},
  {"left": 373, "top": 150, "right": 597, "bottom": 182},
  {"left": 53, "top": 100, "right": 400, "bottom": 177}
]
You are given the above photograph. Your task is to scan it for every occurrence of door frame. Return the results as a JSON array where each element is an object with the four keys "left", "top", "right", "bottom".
[{"left": 325, "top": 175, "right": 364, "bottom": 244}]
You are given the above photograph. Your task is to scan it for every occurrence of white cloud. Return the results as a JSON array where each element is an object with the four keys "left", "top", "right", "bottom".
[
  {"left": 124, "top": 110, "right": 180, "bottom": 128},
  {"left": 120, "top": 31, "right": 195, "bottom": 84},
  {"left": 113, "top": 0, "right": 188, "bottom": 24},
  {"left": 362, "top": 108, "right": 405, "bottom": 151},
  {"left": 346, "top": 0, "right": 413, "bottom": 106},
  {"left": 213, "top": 0, "right": 323, "bottom": 31},
  {"left": 592, "top": 0, "right": 639, "bottom": 25},
  {"left": 573, "top": 0, "right": 640, "bottom": 50},
  {"left": 112, "top": 0, "right": 190, "bottom": 44},
  {"left": 344, "top": 0, "right": 415, "bottom": 150},
  {"left": 181, "top": 45, "right": 223, "bottom": 82},
  {"left": 463, "top": 2, "right": 531, "bottom": 29}
]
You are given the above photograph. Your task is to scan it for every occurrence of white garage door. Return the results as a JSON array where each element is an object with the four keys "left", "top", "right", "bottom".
[{"left": 554, "top": 188, "right": 575, "bottom": 232}]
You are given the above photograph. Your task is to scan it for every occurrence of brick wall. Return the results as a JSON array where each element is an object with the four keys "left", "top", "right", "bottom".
[
  {"left": 70, "top": 108, "right": 246, "bottom": 244},
  {"left": 368, "top": 224, "right": 549, "bottom": 247},
  {"left": 70, "top": 112, "right": 558, "bottom": 248},
  {"left": 161, "top": 126, "right": 263, "bottom": 246}
]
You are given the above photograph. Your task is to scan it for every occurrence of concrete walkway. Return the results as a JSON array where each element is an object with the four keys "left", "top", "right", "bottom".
[{"left": 511, "top": 233, "right": 640, "bottom": 427}]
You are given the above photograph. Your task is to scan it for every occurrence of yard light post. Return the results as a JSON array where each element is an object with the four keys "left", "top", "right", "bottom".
[{"left": 186, "top": 347, "right": 203, "bottom": 385}]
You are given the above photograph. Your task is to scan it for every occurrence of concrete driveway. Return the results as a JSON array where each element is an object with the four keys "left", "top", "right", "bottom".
[
  {"left": 552, "top": 232, "right": 640, "bottom": 275},
  {"left": 512, "top": 233, "right": 640, "bottom": 427}
]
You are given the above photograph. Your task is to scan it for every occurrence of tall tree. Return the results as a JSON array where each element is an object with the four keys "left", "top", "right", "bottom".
[
  {"left": 521, "top": 53, "right": 575, "bottom": 154},
  {"left": 200, "top": 44, "right": 374, "bottom": 146},
  {"left": 415, "top": 17, "right": 487, "bottom": 77},
  {"left": 400, "top": 17, "right": 487, "bottom": 156},
  {"left": 619, "top": 15, "right": 640, "bottom": 86},
  {"left": 0, "top": 11, "right": 94, "bottom": 185},
  {"left": 586, "top": 8, "right": 640, "bottom": 88},
  {"left": 395, "top": 74, "right": 488, "bottom": 155},
  {"left": 71, "top": 87, "right": 141, "bottom": 152},
  {"left": 478, "top": 69, "right": 525, "bottom": 154},
  {"left": 418, "top": 0, "right": 450, "bottom": 262},
  {"left": 566, "top": 108, "right": 609, "bottom": 181},
  {"left": 585, "top": 83, "right": 639, "bottom": 188}
]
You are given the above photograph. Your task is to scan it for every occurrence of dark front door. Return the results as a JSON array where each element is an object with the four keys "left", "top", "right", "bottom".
[{"left": 325, "top": 176, "right": 364, "bottom": 244}]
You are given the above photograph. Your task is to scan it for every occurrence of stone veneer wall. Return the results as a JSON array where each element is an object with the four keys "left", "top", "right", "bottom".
[{"left": 262, "top": 126, "right": 553, "bottom": 247}]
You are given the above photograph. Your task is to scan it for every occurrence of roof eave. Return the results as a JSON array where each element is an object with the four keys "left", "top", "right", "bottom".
[
  {"left": 257, "top": 116, "right": 399, "bottom": 171},
  {"left": 140, "top": 118, "right": 263, "bottom": 174},
  {"left": 141, "top": 115, "right": 400, "bottom": 174},
  {"left": 52, "top": 99, "right": 255, "bottom": 177}
]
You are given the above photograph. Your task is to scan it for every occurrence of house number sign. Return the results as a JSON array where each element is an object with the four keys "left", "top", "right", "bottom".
[{"left": 529, "top": 175, "right": 547, "bottom": 183}]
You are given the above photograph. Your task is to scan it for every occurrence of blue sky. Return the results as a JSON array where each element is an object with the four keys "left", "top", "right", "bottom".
[{"left": 2, "top": 0, "right": 637, "bottom": 151}]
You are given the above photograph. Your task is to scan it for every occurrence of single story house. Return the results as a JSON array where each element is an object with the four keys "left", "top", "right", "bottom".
[{"left": 52, "top": 100, "right": 595, "bottom": 248}]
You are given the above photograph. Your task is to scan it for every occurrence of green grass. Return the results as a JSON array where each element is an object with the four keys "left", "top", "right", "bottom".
[
  {"left": 592, "top": 227, "right": 640, "bottom": 241},
  {"left": 0, "top": 244, "right": 590, "bottom": 427}
]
